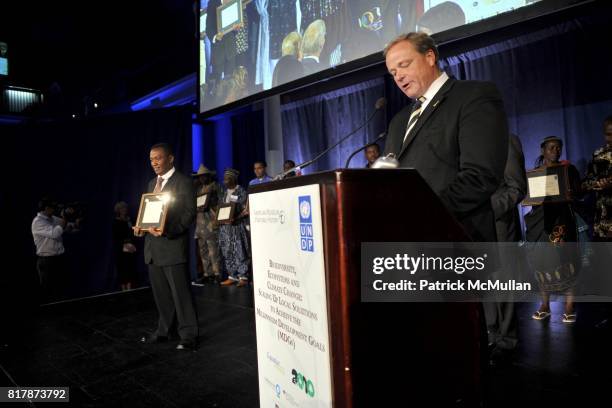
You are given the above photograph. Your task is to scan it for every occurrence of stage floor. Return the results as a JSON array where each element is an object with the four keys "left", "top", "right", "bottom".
[{"left": 1, "top": 284, "right": 611, "bottom": 407}]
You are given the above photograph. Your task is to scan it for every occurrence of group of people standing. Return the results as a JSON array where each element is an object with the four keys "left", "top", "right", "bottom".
[
  {"left": 192, "top": 165, "right": 251, "bottom": 287},
  {"left": 192, "top": 158, "right": 300, "bottom": 286},
  {"left": 527, "top": 120, "right": 612, "bottom": 324},
  {"left": 480, "top": 120, "right": 612, "bottom": 366}
]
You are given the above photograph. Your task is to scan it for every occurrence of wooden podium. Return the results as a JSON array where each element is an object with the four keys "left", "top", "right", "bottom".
[{"left": 249, "top": 169, "right": 485, "bottom": 407}]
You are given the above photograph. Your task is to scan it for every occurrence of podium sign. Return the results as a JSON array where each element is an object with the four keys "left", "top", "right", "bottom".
[{"left": 250, "top": 184, "right": 333, "bottom": 408}]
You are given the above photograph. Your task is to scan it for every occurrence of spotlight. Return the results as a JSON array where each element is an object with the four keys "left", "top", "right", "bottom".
[
  {"left": 72, "top": 114, "right": 77, "bottom": 118},
  {"left": 93, "top": 102, "right": 98, "bottom": 108}
]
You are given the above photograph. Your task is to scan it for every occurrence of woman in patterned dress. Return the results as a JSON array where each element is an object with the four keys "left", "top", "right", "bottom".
[
  {"left": 525, "top": 136, "right": 582, "bottom": 324},
  {"left": 218, "top": 168, "right": 251, "bottom": 287}
]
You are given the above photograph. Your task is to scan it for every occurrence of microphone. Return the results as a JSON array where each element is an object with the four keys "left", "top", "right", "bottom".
[
  {"left": 276, "top": 97, "right": 386, "bottom": 179},
  {"left": 371, "top": 153, "right": 399, "bottom": 169},
  {"left": 344, "top": 131, "right": 387, "bottom": 168}
]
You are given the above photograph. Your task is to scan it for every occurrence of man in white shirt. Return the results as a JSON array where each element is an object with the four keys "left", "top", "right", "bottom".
[{"left": 31, "top": 198, "right": 72, "bottom": 302}]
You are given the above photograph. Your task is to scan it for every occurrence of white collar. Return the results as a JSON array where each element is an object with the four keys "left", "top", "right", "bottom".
[
  {"left": 303, "top": 55, "right": 320, "bottom": 63},
  {"left": 159, "top": 167, "right": 176, "bottom": 181},
  {"left": 420, "top": 71, "right": 449, "bottom": 111}
]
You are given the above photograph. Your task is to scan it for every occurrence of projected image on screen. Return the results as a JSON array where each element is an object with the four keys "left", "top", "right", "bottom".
[
  {"left": 199, "top": 0, "right": 541, "bottom": 114},
  {"left": 0, "top": 41, "right": 7, "bottom": 76}
]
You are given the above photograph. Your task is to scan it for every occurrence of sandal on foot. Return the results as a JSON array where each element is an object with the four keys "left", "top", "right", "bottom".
[
  {"left": 562, "top": 313, "right": 576, "bottom": 323},
  {"left": 532, "top": 311, "right": 551, "bottom": 320}
]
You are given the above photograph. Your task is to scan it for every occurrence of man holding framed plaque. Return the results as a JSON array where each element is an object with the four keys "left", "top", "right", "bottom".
[
  {"left": 133, "top": 143, "right": 198, "bottom": 350},
  {"left": 207, "top": 0, "right": 244, "bottom": 82}
]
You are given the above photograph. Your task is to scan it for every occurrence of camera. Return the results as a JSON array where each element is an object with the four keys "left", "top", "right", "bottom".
[{"left": 57, "top": 202, "right": 86, "bottom": 224}]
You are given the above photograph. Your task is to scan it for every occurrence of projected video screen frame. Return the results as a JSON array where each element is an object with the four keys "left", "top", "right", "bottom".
[
  {"left": 0, "top": 41, "right": 7, "bottom": 76},
  {"left": 0, "top": 58, "right": 7, "bottom": 76},
  {"left": 197, "top": 0, "right": 584, "bottom": 117}
]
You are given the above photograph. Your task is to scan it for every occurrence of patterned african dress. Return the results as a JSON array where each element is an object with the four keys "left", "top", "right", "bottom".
[
  {"left": 583, "top": 144, "right": 612, "bottom": 240},
  {"left": 195, "top": 182, "right": 222, "bottom": 277},
  {"left": 524, "top": 163, "right": 582, "bottom": 293},
  {"left": 218, "top": 185, "right": 251, "bottom": 280}
]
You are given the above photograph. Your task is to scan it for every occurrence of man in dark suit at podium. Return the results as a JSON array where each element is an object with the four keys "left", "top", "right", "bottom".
[
  {"left": 377, "top": 32, "right": 508, "bottom": 405},
  {"left": 134, "top": 143, "right": 198, "bottom": 351},
  {"left": 383, "top": 32, "right": 508, "bottom": 241}
]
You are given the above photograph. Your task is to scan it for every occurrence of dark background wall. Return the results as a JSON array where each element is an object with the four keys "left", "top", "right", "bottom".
[{"left": 3, "top": 107, "right": 193, "bottom": 305}]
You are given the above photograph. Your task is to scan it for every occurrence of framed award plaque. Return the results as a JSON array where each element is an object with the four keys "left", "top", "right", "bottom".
[
  {"left": 217, "top": 203, "right": 236, "bottom": 224},
  {"left": 216, "top": 0, "right": 243, "bottom": 36},
  {"left": 522, "top": 164, "right": 572, "bottom": 206},
  {"left": 197, "top": 193, "right": 209, "bottom": 210},
  {"left": 135, "top": 193, "right": 171, "bottom": 233}
]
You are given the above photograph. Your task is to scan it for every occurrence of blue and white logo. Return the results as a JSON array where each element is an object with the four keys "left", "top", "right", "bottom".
[
  {"left": 299, "top": 197, "right": 312, "bottom": 223},
  {"left": 299, "top": 196, "right": 314, "bottom": 252}
]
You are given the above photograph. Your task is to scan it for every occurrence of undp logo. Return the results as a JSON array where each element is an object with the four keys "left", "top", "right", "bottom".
[
  {"left": 299, "top": 197, "right": 312, "bottom": 222},
  {"left": 299, "top": 196, "right": 314, "bottom": 252}
]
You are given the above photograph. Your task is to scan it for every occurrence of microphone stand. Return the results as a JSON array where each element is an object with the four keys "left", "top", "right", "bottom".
[{"left": 276, "top": 105, "right": 384, "bottom": 180}]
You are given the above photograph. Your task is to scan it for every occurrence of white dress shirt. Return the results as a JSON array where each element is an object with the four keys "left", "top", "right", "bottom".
[
  {"left": 419, "top": 71, "right": 449, "bottom": 113},
  {"left": 31, "top": 212, "right": 65, "bottom": 256},
  {"left": 158, "top": 167, "right": 176, "bottom": 191}
]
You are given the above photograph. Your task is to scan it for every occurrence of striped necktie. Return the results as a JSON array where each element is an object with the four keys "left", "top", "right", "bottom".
[
  {"left": 403, "top": 96, "right": 427, "bottom": 144},
  {"left": 153, "top": 176, "right": 164, "bottom": 193}
]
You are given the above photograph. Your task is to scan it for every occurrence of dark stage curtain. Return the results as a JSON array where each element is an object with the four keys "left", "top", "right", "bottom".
[
  {"left": 282, "top": 78, "right": 388, "bottom": 173},
  {"left": 441, "top": 12, "right": 612, "bottom": 176},
  {"left": 4, "top": 107, "right": 193, "bottom": 303},
  {"left": 232, "top": 108, "right": 266, "bottom": 186}
]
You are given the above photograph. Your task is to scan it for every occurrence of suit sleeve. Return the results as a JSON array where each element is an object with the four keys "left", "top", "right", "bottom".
[
  {"left": 383, "top": 106, "right": 411, "bottom": 157},
  {"left": 206, "top": 0, "right": 219, "bottom": 42},
  {"left": 164, "top": 175, "right": 196, "bottom": 239},
  {"left": 491, "top": 134, "right": 527, "bottom": 219},
  {"left": 438, "top": 82, "right": 509, "bottom": 216}
]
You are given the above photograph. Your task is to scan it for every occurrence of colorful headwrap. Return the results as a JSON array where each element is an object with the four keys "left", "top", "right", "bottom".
[{"left": 224, "top": 168, "right": 240, "bottom": 180}]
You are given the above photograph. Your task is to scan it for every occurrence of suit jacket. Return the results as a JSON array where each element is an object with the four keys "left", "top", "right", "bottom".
[
  {"left": 272, "top": 55, "right": 304, "bottom": 87},
  {"left": 491, "top": 134, "right": 527, "bottom": 242},
  {"left": 384, "top": 77, "right": 509, "bottom": 241},
  {"left": 301, "top": 57, "right": 321, "bottom": 76},
  {"left": 207, "top": 0, "right": 237, "bottom": 60},
  {"left": 144, "top": 170, "right": 196, "bottom": 266},
  {"left": 206, "top": 0, "right": 221, "bottom": 43}
]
